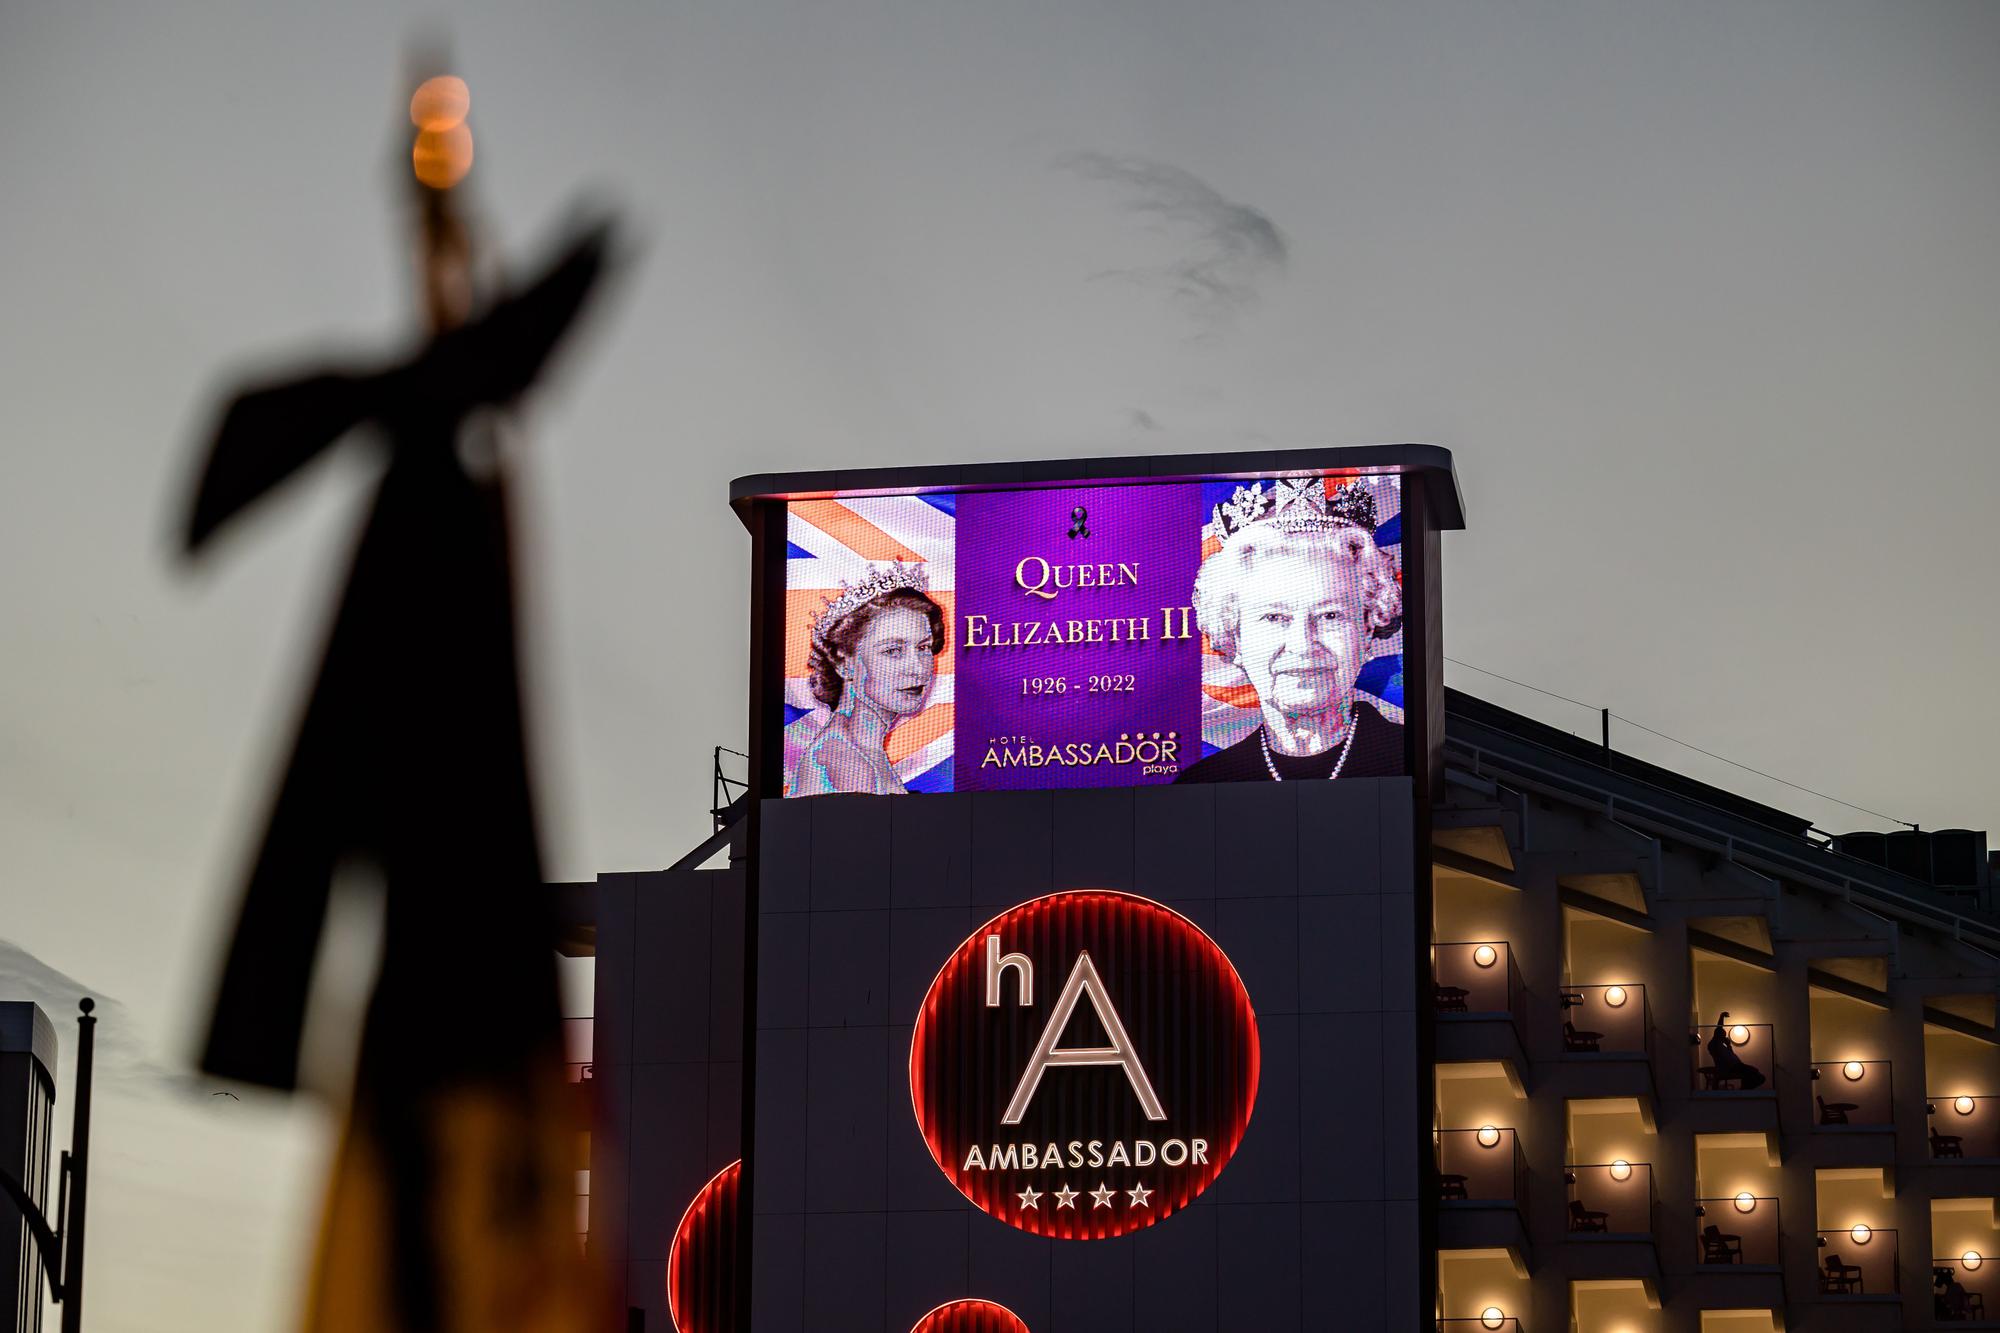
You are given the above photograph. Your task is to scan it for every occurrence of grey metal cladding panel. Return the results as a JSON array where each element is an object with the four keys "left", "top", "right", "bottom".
[
  {"left": 802, "top": 1212, "right": 887, "bottom": 1333},
  {"left": 967, "top": 1216, "right": 1053, "bottom": 1331},
  {"left": 632, "top": 872, "right": 713, "bottom": 1064},
  {"left": 885, "top": 1025, "right": 968, "bottom": 1212},
  {"left": 1215, "top": 783, "right": 1299, "bottom": 898},
  {"left": 752, "top": 1028, "right": 808, "bottom": 1214},
  {"left": 892, "top": 792, "right": 971, "bottom": 908},
  {"left": 1377, "top": 777, "right": 1414, "bottom": 882},
  {"left": 1301, "top": 1203, "right": 1386, "bottom": 1331},
  {"left": 1215, "top": 1203, "right": 1302, "bottom": 1333},
  {"left": 624, "top": 1260, "right": 667, "bottom": 1333},
  {"left": 1379, "top": 1009, "right": 1421, "bottom": 1202},
  {"left": 884, "top": 1210, "right": 970, "bottom": 1329},
  {"left": 807, "top": 909, "right": 890, "bottom": 1028},
  {"left": 810, "top": 794, "right": 893, "bottom": 910},
  {"left": 593, "top": 875, "right": 637, "bottom": 1068},
  {"left": 1049, "top": 1235, "right": 1135, "bottom": 1333},
  {"left": 1296, "top": 780, "right": 1382, "bottom": 895},
  {"left": 1378, "top": 889, "right": 1417, "bottom": 1014},
  {"left": 970, "top": 791, "right": 1054, "bottom": 907},
  {"left": 756, "top": 912, "right": 810, "bottom": 1031},
  {"left": 588, "top": 1058, "right": 632, "bottom": 1276},
  {"left": 708, "top": 870, "right": 748, "bottom": 1053},
  {"left": 1380, "top": 1199, "right": 1420, "bottom": 1329},
  {"left": 804, "top": 1025, "right": 889, "bottom": 1213},
  {"left": 705, "top": 1061, "right": 743, "bottom": 1164},
  {"left": 1160, "top": 896, "right": 1218, "bottom": 935},
  {"left": 1213, "top": 896, "right": 1301, "bottom": 1017},
  {"left": 1051, "top": 787, "right": 1135, "bottom": 891},
  {"left": 890, "top": 907, "right": 975, "bottom": 1023},
  {"left": 1130, "top": 1200, "right": 1218, "bottom": 1332},
  {"left": 1299, "top": 1011, "right": 1385, "bottom": 1202},
  {"left": 625, "top": 1060, "right": 718, "bottom": 1264},
  {"left": 1205, "top": 1012, "right": 1300, "bottom": 1206},
  {"left": 750, "top": 1211, "right": 804, "bottom": 1333},
  {"left": 1297, "top": 896, "right": 1382, "bottom": 1014},
  {"left": 759, "top": 798, "right": 813, "bottom": 914},
  {"left": 1133, "top": 784, "right": 1216, "bottom": 899}
]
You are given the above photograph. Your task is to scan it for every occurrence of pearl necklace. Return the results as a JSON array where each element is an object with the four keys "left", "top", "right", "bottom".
[{"left": 1259, "top": 708, "right": 1359, "bottom": 782}]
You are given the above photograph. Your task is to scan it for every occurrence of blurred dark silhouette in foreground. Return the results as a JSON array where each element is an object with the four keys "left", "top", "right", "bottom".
[{"left": 180, "top": 57, "right": 618, "bottom": 1333}]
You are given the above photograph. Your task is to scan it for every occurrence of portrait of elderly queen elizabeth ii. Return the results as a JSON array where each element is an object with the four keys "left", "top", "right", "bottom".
[
  {"left": 1174, "top": 477, "right": 1404, "bottom": 783},
  {"left": 788, "top": 561, "right": 947, "bottom": 796}
]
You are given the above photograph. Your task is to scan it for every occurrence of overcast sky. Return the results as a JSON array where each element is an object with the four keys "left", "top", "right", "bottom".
[{"left": 4, "top": 2, "right": 1998, "bottom": 1329}]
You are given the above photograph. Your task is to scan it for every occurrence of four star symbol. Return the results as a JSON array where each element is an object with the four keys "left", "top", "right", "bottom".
[
  {"left": 1089, "top": 1183, "right": 1117, "bottom": 1209},
  {"left": 1126, "top": 1181, "right": 1152, "bottom": 1208},
  {"left": 1016, "top": 1185, "right": 1043, "bottom": 1210},
  {"left": 1052, "top": 1184, "right": 1080, "bottom": 1209}
]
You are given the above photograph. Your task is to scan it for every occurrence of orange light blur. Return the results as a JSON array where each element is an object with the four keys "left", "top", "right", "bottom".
[
  {"left": 409, "top": 76, "right": 470, "bottom": 131},
  {"left": 413, "top": 124, "right": 474, "bottom": 189}
]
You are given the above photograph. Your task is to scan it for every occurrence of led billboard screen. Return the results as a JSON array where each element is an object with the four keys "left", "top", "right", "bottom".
[{"left": 780, "top": 471, "right": 1406, "bottom": 795}]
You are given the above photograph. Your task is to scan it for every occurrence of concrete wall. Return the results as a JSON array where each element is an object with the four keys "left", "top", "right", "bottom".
[{"left": 748, "top": 779, "right": 1418, "bottom": 1333}]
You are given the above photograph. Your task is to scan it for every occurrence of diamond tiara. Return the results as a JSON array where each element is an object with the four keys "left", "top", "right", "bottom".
[
  {"left": 1204, "top": 475, "right": 1380, "bottom": 543},
  {"left": 809, "top": 560, "right": 932, "bottom": 652}
]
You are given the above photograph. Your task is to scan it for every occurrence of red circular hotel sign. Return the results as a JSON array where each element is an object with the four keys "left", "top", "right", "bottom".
[
  {"left": 909, "top": 890, "right": 1259, "bottom": 1240},
  {"left": 911, "top": 1300, "right": 1031, "bottom": 1333},
  {"left": 668, "top": 1160, "right": 740, "bottom": 1333}
]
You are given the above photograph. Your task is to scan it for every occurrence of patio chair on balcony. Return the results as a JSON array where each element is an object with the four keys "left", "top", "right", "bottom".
[
  {"left": 1567, "top": 1199, "right": 1610, "bottom": 1234},
  {"left": 1563, "top": 1020, "right": 1604, "bottom": 1053},
  {"left": 1817, "top": 1094, "right": 1857, "bottom": 1126},
  {"left": 1433, "top": 984, "right": 1470, "bottom": 1013},
  {"left": 1932, "top": 1126, "right": 1966, "bottom": 1158},
  {"left": 1438, "top": 1173, "right": 1469, "bottom": 1201},
  {"left": 1820, "top": 1253, "right": 1864, "bottom": 1294},
  {"left": 1700, "top": 1225, "right": 1743, "bottom": 1264},
  {"left": 1699, "top": 1065, "right": 1746, "bottom": 1091}
]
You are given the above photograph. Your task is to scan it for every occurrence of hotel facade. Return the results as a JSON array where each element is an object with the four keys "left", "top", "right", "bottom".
[{"left": 558, "top": 446, "right": 2000, "bottom": 1333}]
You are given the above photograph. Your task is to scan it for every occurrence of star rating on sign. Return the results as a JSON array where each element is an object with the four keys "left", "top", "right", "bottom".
[
  {"left": 1017, "top": 1186, "right": 1042, "bottom": 1210},
  {"left": 1126, "top": 1182, "right": 1152, "bottom": 1208},
  {"left": 1089, "top": 1183, "right": 1117, "bottom": 1209},
  {"left": 1038, "top": 1181, "right": 1156, "bottom": 1211},
  {"left": 1052, "top": 1184, "right": 1080, "bottom": 1209}
]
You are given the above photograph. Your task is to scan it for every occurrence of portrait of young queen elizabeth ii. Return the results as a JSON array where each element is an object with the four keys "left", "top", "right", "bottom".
[
  {"left": 788, "top": 561, "right": 947, "bottom": 796},
  {"left": 1174, "top": 477, "right": 1404, "bottom": 783}
]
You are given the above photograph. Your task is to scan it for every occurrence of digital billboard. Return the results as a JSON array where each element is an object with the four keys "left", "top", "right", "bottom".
[{"left": 779, "top": 471, "right": 1406, "bottom": 795}]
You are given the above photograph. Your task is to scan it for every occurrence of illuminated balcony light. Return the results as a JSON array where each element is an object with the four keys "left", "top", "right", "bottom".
[
  {"left": 1850, "top": 1224, "right": 1872, "bottom": 1245},
  {"left": 1476, "top": 1125, "right": 1501, "bottom": 1148},
  {"left": 1734, "top": 1192, "right": 1756, "bottom": 1213},
  {"left": 1957, "top": 1095, "right": 1977, "bottom": 1116},
  {"left": 1728, "top": 1024, "right": 1751, "bottom": 1045},
  {"left": 1480, "top": 1308, "right": 1505, "bottom": 1330},
  {"left": 1842, "top": 1060, "right": 1865, "bottom": 1081},
  {"left": 1473, "top": 944, "right": 1498, "bottom": 968},
  {"left": 1604, "top": 985, "right": 1627, "bottom": 1007},
  {"left": 1609, "top": 1159, "right": 1633, "bottom": 1182},
  {"left": 1966, "top": 1251, "right": 1984, "bottom": 1270}
]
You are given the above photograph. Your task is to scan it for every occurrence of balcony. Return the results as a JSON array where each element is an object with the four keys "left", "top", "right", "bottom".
[
  {"left": 1696, "top": 1195, "right": 1781, "bottom": 1267},
  {"left": 1566, "top": 1161, "right": 1656, "bottom": 1238},
  {"left": 1435, "top": 942, "right": 1528, "bottom": 1069},
  {"left": 1437, "top": 1127, "right": 1525, "bottom": 1204},
  {"left": 1810, "top": 1060, "right": 1892, "bottom": 1128},
  {"left": 1817, "top": 1227, "right": 1899, "bottom": 1297},
  {"left": 563, "top": 1015, "right": 595, "bottom": 1082},
  {"left": 1690, "top": 1023, "right": 1773, "bottom": 1093},
  {"left": 1558, "top": 983, "right": 1651, "bottom": 1058},
  {"left": 1931, "top": 1096, "right": 2000, "bottom": 1159},
  {"left": 1933, "top": 1253, "right": 1997, "bottom": 1322}
]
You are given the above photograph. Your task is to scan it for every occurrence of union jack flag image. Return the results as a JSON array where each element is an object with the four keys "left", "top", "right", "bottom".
[{"left": 782, "top": 494, "right": 958, "bottom": 793}]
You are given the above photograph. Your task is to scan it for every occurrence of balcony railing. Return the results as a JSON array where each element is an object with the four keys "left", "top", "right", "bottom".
[
  {"left": 1436, "top": 1128, "right": 1525, "bottom": 1205},
  {"left": 1565, "top": 1162, "right": 1655, "bottom": 1238},
  {"left": 1817, "top": 1227, "right": 1898, "bottom": 1296},
  {"left": 1809, "top": 1060, "right": 1891, "bottom": 1126},
  {"left": 563, "top": 1015, "right": 594, "bottom": 1083},
  {"left": 1690, "top": 1022, "right": 1773, "bottom": 1092},
  {"left": 1433, "top": 941, "right": 1524, "bottom": 1030},
  {"left": 1929, "top": 1095, "right": 2000, "bottom": 1158},
  {"left": 1436, "top": 1320, "right": 1522, "bottom": 1332},
  {"left": 1696, "top": 1195, "right": 1780, "bottom": 1266},
  {"left": 1558, "top": 983, "right": 1651, "bottom": 1057},
  {"left": 1933, "top": 1253, "right": 1997, "bottom": 1321}
]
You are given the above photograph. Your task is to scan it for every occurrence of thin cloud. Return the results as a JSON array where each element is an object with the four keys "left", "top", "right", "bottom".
[
  {"left": 1058, "top": 152, "right": 1288, "bottom": 328},
  {"left": 0, "top": 937, "right": 180, "bottom": 1095}
]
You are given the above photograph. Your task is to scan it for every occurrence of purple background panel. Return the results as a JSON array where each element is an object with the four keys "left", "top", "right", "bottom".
[{"left": 953, "top": 483, "right": 1203, "bottom": 790}]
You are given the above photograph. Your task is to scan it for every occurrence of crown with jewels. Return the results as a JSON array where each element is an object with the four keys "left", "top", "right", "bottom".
[
  {"left": 1202, "top": 475, "right": 1380, "bottom": 543},
  {"left": 809, "top": 560, "right": 932, "bottom": 653}
]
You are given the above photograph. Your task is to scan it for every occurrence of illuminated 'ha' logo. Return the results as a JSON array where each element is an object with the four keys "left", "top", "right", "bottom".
[{"left": 909, "top": 890, "right": 1260, "bottom": 1239}]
